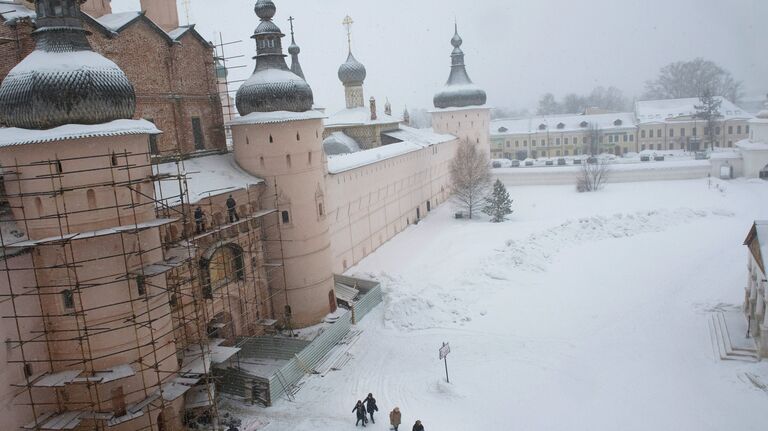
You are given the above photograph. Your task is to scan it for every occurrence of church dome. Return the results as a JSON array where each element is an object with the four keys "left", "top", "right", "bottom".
[
  {"left": 236, "top": 0, "right": 313, "bottom": 114},
  {"left": 757, "top": 110, "right": 768, "bottom": 120},
  {"left": 433, "top": 24, "right": 486, "bottom": 109},
  {"left": 0, "top": 1, "right": 135, "bottom": 129},
  {"left": 338, "top": 52, "right": 367, "bottom": 86}
]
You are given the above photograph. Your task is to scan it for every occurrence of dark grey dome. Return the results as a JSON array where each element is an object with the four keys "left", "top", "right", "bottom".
[
  {"left": 338, "top": 52, "right": 367, "bottom": 86},
  {"left": 0, "top": 1, "right": 135, "bottom": 129},
  {"left": 288, "top": 41, "right": 300, "bottom": 56},
  {"left": 236, "top": 69, "right": 314, "bottom": 113},
  {"left": 256, "top": 20, "right": 281, "bottom": 34},
  {"left": 433, "top": 24, "right": 486, "bottom": 109},
  {"left": 254, "top": 0, "right": 276, "bottom": 20},
  {"left": 236, "top": 0, "right": 313, "bottom": 114}
]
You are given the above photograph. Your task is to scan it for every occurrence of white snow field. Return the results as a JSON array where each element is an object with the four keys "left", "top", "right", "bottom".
[{"left": 230, "top": 178, "right": 768, "bottom": 431}]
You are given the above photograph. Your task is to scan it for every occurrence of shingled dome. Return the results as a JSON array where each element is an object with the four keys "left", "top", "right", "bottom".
[
  {"left": 433, "top": 24, "right": 486, "bottom": 109},
  {"left": 236, "top": 0, "right": 314, "bottom": 114},
  {"left": 338, "top": 52, "right": 367, "bottom": 86},
  {"left": 0, "top": 0, "right": 135, "bottom": 130}
]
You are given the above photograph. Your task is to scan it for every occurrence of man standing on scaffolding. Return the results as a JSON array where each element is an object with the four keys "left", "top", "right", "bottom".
[
  {"left": 226, "top": 194, "right": 240, "bottom": 223},
  {"left": 195, "top": 206, "right": 206, "bottom": 233}
]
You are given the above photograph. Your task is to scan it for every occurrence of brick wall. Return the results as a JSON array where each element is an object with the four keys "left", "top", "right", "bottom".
[{"left": 0, "top": 16, "right": 226, "bottom": 155}]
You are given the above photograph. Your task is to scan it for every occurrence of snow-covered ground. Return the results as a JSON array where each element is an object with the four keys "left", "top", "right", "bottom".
[{"left": 227, "top": 177, "right": 768, "bottom": 431}]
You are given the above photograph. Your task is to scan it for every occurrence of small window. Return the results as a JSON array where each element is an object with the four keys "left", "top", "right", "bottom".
[
  {"left": 692, "top": 127, "right": 697, "bottom": 136},
  {"left": 191, "top": 117, "right": 205, "bottom": 150},
  {"left": 281, "top": 210, "right": 290, "bottom": 224},
  {"left": 136, "top": 275, "right": 146, "bottom": 296},
  {"left": 580, "top": 121, "right": 588, "bottom": 128},
  {"left": 318, "top": 203, "right": 324, "bottom": 217},
  {"left": 657, "top": 129, "right": 662, "bottom": 138},
  {"left": 556, "top": 123, "right": 565, "bottom": 129},
  {"left": 111, "top": 152, "right": 118, "bottom": 166},
  {"left": 23, "top": 362, "right": 33, "bottom": 378},
  {"left": 538, "top": 124, "right": 546, "bottom": 131},
  {"left": 269, "top": 134, "right": 274, "bottom": 143},
  {"left": 87, "top": 189, "right": 96, "bottom": 210},
  {"left": 286, "top": 154, "right": 291, "bottom": 168},
  {"left": 145, "top": 118, "right": 158, "bottom": 155},
  {"left": 728, "top": 126, "right": 733, "bottom": 134},
  {"left": 308, "top": 151, "right": 312, "bottom": 165},
  {"left": 55, "top": 159, "right": 63, "bottom": 174},
  {"left": 614, "top": 119, "right": 622, "bottom": 126},
  {"left": 715, "top": 126, "right": 721, "bottom": 135},
  {"left": 681, "top": 128, "right": 686, "bottom": 137},
  {"left": 62, "top": 290, "right": 75, "bottom": 309},
  {"left": 746, "top": 125, "right": 750, "bottom": 134},
  {"left": 669, "top": 129, "right": 674, "bottom": 137},
  {"left": 296, "top": 132, "right": 300, "bottom": 141},
  {"left": 641, "top": 130, "right": 646, "bottom": 138},
  {"left": 737, "top": 125, "right": 742, "bottom": 134}
]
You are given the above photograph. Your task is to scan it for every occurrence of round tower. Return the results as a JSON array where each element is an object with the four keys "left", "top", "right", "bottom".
[
  {"left": 431, "top": 23, "right": 491, "bottom": 158},
  {"left": 337, "top": 16, "right": 367, "bottom": 110},
  {"left": 231, "top": 0, "right": 334, "bottom": 328},
  {"left": 0, "top": 2, "right": 178, "bottom": 429}
]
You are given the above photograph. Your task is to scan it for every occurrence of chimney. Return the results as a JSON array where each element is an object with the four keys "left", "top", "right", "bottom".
[
  {"left": 370, "top": 97, "right": 377, "bottom": 121},
  {"left": 80, "top": 0, "right": 112, "bottom": 18},
  {"left": 140, "top": 0, "right": 180, "bottom": 32},
  {"left": 384, "top": 98, "right": 392, "bottom": 116}
]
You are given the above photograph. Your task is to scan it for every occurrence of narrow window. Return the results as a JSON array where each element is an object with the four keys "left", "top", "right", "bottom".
[
  {"left": 111, "top": 386, "right": 127, "bottom": 417},
  {"left": 308, "top": 151, "right": 312, "bottom": 165},
  {"left": 62, "top": 290, "right": 75, "bottom": 309},
  {"left": 318, "top": 203, "right": 324, "bottom": 217},
  {"left": 146, "top": 118, "right": 158, "bottom": 154},
  {"left": 681, "top": 128, "right": 686, "bottom": 137},
  {"left": 111, "top": 152, "right": 118, "bottom": 166},
  {"left": 296, "top": 132, "right": 300, "bottom": 141},
  {"left": 669, "top": 129, "right": 674, "bottom": 137},
  {"left": 136, "top": 275, "right": 146, "bottom": 296},
  {"left": 692, "top": 127, "right": 697, "bottom": 136},
  {"left": 281, "top": 210, "right": 290, "bottom": 224},
  {"left": 23, "top": 363, "right": 33, "bottom": 378},
  {"left": 286, "top": 154, "right": 291, "bottom": 168},
  {"left": 728, "top": 126, "right": 733, "bottom": 134},
  {"left": 87, "top": 189, "right": 96, "bottom": 210},
  {"left": 55, "top": 159, "right": 63, "bottom": 174},
  {"left": 191, "top": 117, "right": 205, "bottom": 150},
  {"left": 35, "top": 197, "right": 43, "bottom": 216},
  {"left": 737, "top": 125, "right": 742, "bottom": 134},
  {"left": 269, "top": 134, "right": 274, "bottom": 143},
  {"left": 259, "top": 156, "right": 265, "bottom": 167}
]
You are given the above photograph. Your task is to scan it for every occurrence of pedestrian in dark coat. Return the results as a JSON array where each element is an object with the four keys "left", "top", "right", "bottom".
[
  {"left": 364, "top": 393, "right": 378, "bottom": 423},
  {"left": 226, "top": 194, "right": 240, "bottom": 222},
  {"left": 389, "top": 407, "right": 402, "bottom": 431},
  {"left": 194, "top": 206, "right": 205, "bottom": 233},
  {"left": 353, "top": 400, "right": 367, "bottom": 427},
  {"left": 412, "top": 420, "right": 424, "bottom": 431}
]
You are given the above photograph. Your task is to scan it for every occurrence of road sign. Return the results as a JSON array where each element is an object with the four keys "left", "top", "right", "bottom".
[
  {"left": 439, "top": 342, "right": 451, "bottom": 360},
  {"left": 439, "top": 342, "right": 451, "bottom": 383}
]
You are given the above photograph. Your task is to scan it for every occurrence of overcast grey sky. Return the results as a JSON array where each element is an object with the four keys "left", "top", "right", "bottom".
[{"left": 111, "top": 0, "right": 767, "bottom": 115}]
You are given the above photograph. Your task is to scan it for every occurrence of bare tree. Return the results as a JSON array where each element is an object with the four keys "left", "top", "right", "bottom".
[
  {"left": 643, "top": 58, "right": 743, "bottom": 103},
  {"left": 695, "top": 88, "right": 723, "bottom": 151},
  {"left": 577, "top": 159, "right": 609, "bottom": 193},
  {"left": 537, "top": 93, "right": 561, "bottom": 115},
  {"left": 450, "top": 140, "right": 491, "bottom": 219}
]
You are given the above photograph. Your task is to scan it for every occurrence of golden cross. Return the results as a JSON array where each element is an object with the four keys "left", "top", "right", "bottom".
[{"left": 342, "top": 15, "right": 354, "bottom": 53}]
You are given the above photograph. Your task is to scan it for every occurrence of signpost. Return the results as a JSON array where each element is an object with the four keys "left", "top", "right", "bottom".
[{"left": 439, "top": 342, "right": 451, "bottom": 383}]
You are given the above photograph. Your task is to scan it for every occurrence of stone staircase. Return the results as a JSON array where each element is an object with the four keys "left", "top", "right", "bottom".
[{"left": 708, "top": 311, "right": 759, "bottom": 363}]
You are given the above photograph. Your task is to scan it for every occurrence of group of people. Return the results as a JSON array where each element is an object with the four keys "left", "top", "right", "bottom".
[
  {"left": 352, "top": 394, "right": 424, "bottom": 431},
  {"left": 194, "top": 194, "right": 240, "bottom": 234}
]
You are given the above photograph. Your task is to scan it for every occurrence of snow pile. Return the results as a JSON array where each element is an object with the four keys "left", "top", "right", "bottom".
[{"left": 491, "top": 208, "right": 734, "bottom": 274}]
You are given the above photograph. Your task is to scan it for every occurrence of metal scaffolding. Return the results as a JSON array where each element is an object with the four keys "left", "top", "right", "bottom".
[{"left": 0, "top": 146, "right": 288, "bottom": 431}]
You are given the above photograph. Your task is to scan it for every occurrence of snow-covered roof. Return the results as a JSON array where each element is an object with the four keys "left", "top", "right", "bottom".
[
  {"left": 327, "top": 125, "right": 455, "bottom": 174},
  {"left": 96, "top": 11, "right": 141, "bottom": 32},
  {"left": 0, "top": 2, "right": 35, "bottom": 23},
  {"left": 155, "top": 153, "right": 264, "bottom": 205},
  {"left": 323, "top": 131, "right": 361, "bottom": 156},
  {"left": 736, "top": 139, "right": 768, "bottom": 151},
  {"left": 167, "top": 25, "right": 194, "bottom": 40},
  {"left": 491, "top": 112, "right": 636, "bottom": 136},
  {"left": 749, "top": 221, "right": 768, "bottom": 273},
  {"left": 227, "top": 110, "right": 326, "bottom": 126},
  {"left": 0, "top": 119, "right": 160, "bottom": 147},
  {"left": 635, "top": 97, "right": 752, "bottom": 124},
  {"left": 325, "top": 107, "right": 400, "bottom": 128}
]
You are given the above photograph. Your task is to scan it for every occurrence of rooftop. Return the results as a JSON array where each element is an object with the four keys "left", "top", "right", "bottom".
[
  {"left": 0, "top": 119, "right": 160, "bottom": 147},
  {"left": 491, "top": 112, "right": 636, "bottom": 136},
  {"left": 325, "top": 107, "right": 400, "bottom": 128},
  {"left": 635, "top": 97, "right": 752, "bottom": 124}
]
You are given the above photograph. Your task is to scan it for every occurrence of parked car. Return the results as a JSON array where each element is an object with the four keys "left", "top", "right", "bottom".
[
  {"left": 654, "top": 155, "right": 665, "bottom": 161},
  {"left": 510, "top": 160, "right": 521, "bottom": 167},
  {"left": 545, "top": 160, "right": 554, "bottom": 166},
  {"left": 640, "top": 155, "right": 650, "bottom": 162},
  {"left": 573, "top": 159, "right": 582, "bottom": 165},
  {"left": 525, "top": 160, "right": 534, "bottom": 166},
  {"left": 557, "top": 158, "right": 566, "bottom": 166}
]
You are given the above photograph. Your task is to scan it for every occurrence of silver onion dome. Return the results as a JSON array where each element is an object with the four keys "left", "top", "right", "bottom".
[
  {"left": 338, "top": 52, "right": 367, "bottom": 86},
  {"left": 433, "top": 24, "right": 486, "bottom": 109},
  {"left": 0, "top": 0, "right": 135, "bottom": 129},
  {"left": 236, "top": 0, "right": 314, "bottom": 114}
]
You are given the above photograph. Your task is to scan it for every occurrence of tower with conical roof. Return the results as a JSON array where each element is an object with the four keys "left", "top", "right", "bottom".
[
  {"left": 231, "top": 0, "right": 334, "bottom": 328},
  {"left": 288, "top": 16, "right": 306, "bottom": 80},
  {"left": 0, "top": 1, "right": 178, "bottom": 429},
  {"left": 431, "top": 23, "right": 491, "bottom": 157}
]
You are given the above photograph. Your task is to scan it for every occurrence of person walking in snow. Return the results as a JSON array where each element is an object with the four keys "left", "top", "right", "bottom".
[
  {"left": 412, "top": 420, "right": 424, "bottom": 431},
  {"left": 389, "top": 407, "right": 402, "bottom": 431},
  {"left": 364, "top": 393, "right": 378, "bottom": 423},
  {"left": 353, "top": 400, "right": 367, "bottom": 427},
  {"left": 226, "top": 194, "right": 239, "bottom": 223}
]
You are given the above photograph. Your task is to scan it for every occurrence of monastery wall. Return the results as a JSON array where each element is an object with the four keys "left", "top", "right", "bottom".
[{"left": 325, "top": 138, "right": 459, "bottom": 273}]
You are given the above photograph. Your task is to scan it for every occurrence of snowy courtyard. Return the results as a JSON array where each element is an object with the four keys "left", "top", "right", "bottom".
[{"left": 230, "top": 177, "right": 768, "bottom": 431}]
